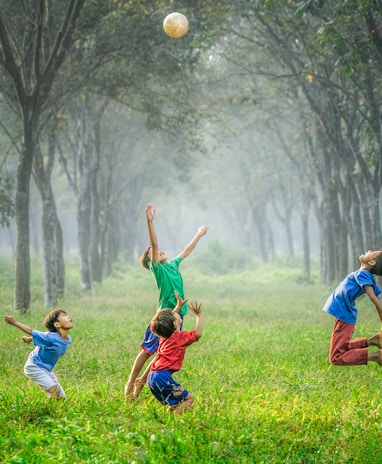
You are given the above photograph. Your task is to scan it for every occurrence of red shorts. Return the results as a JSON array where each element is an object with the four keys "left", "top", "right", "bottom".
[{"left": 329, "top": 318, "right": 368, "bottom": 366}]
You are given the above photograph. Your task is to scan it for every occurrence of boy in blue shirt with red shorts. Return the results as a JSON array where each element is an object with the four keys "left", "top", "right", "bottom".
[
  {"left": 323, "top": 250, "right": 382, "bottom": 366},
  {"left": 124, "top": 203, "right": 208, "bottom": 401}
]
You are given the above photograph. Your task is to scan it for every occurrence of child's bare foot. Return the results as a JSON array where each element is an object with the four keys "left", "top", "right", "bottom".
[
  {"left": 46, "top": 385, "right": 61, "bottom": 399},
  {"left": 368, "top": 349, "right": 382, "bottom": 366},
  {"left": 124, "top": 383, "right": 134, "bottom": 402},
  {"left": 132, "top": 379, "right": 145, "bottom": 399},
  {"left": 367, "top": 333, "right": 382, "bottom": 348}
]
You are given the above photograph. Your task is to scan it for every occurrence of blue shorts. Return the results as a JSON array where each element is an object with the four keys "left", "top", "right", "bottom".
[
  {"left": 141, "top": 315, "right": 184, "bottom": 356},
  {"left": 140, "top": 325, "right": 160, "bottom": 355},
  {"left": 147, "top": 370, "right": 188, "bottom": 406}
]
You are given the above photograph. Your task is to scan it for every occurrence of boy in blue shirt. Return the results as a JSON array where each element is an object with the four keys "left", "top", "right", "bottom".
[
  {"left": 4, "top": 309, "right": 73, "bottom": 398},
  {"left": 323, "top": 250, "right": 382, "bottom": 366},
  {"left": 124, "top": 203, "right": 208, "bottom": 401}
]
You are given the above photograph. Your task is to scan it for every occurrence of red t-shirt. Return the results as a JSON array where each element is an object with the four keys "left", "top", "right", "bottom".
[{"left": 151, "top": 330, "right": 198, "bottom": 372}]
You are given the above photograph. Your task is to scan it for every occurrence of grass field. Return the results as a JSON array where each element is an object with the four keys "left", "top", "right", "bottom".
[{"left": 1, "top": 262, "right": 382, "bottom": 463}]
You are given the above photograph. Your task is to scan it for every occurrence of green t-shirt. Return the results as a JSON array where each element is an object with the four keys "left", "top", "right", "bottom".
[{"left": 150, "top": 256, "right": 187, "bottom": 315}]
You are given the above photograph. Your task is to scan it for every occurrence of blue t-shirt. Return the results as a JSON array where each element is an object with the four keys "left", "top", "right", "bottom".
[
  {"left": 28, "top": 330, "right": 72, "bottom": 372},
  {"left": 322, "top": 269, "right": 381, "bottom": 324}
]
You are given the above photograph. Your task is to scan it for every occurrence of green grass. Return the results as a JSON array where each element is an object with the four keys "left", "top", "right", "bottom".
[{"left": 1, "top": 264, "right": 382, "bottom": 463}]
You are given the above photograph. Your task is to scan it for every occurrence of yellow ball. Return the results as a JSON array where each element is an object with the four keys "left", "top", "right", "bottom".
[{"left": 163, "top": 12, "right": 189, "bottom": 39}]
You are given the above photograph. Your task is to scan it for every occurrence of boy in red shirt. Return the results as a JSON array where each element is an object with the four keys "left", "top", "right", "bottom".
[{"left": 147, "top": 292, "right": 202, "bottom": 414}]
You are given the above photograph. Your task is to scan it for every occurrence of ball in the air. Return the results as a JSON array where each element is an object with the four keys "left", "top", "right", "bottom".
[{"left": 163, "top": 12, "right": 189, "bottom": 39}]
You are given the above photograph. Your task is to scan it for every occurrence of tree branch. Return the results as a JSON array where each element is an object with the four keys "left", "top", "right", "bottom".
[
  {"left": 37, "top": 0, "right": 85, "bottom": 97},
  {"left": 0, "top": 12, "right": 26, "bottom": 105}
]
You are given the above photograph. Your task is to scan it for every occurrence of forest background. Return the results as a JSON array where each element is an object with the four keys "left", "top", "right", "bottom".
[{"left": 1, "top": 0, "right": 382, "bottom": 313}]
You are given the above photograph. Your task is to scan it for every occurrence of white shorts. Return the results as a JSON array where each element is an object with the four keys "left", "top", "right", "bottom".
[{"left": 24, "top": 358, "right": 66, "bottom": 398}]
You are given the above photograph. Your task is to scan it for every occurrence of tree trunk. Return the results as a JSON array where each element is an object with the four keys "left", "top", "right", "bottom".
[
  {"left": 77, "top": 97, "right": 93, "bottom": 291},
  {"left": 251, "top": 206, "right": 270, "bottom": 263},
  {"left": 33, "top": 137, "right": 66, "bottom": 308},
  {"left": 78, "top": 182, "right": 92, "bottom": 290},
  {"left": 301, "top": 191, "right": 312, "bottom": 279},
  {"left": 14, "top": 118, "right": 33, "bottom": 314},
  {"left": 41, "top": 190, "right": 58, "bottom": 307},
  {"left": 89, "top": 117, "right": 102, "bottom": 282},
  {"left": 55, "top": 217, "right": 65, "bottom": 300},
  {"left": 301, "top": 212, "right": 310, "bottom": 279},
  {"left": 90, "top": 176, "right": 102, "bottom": 282}
]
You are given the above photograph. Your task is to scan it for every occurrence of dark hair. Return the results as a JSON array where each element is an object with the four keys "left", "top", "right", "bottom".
[
  {"left": 150, "top": 309, "right": 176, "bottom": 338},
  {"left": 139, "top": 247, "right": 151, "bottom": 270},
  {"left": 43, "top": 309, "right": 67, "bottom": 332},
  {"left": 370, "top": 253, "right": 382, "bottom": 276}
]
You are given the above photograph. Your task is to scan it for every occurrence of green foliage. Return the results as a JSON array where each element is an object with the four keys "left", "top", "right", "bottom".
[{"left": 1, "top": 264, "right": 382, "bottom": 462}]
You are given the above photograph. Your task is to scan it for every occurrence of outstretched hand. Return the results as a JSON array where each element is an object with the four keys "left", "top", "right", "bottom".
[
  {"left": 4, "top": 315, "right": 16, "bottom": 325},
  {"left": 173, "top": 290, "right": 188, "bottom": 313},
  {"left": 197, "top": 226, "right": 209, "bottom": 237},
  {"left": 188, "top": 301, "right": 202, "bottom": 316},
  {"left": 22, "top": 336, "right": 33, "bottom": 344},
  {"left": 146, "top": 203, "right": 155, "bottom": 222}
]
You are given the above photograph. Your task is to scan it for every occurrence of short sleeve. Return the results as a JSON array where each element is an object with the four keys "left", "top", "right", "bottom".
[
  {"left": 31, "top": 330, "right": 51, "bottom": 347},
  {"left": 177, "top": 330, "right": 198, "bottom": 347},
  {"left": 355, "top": 270, "right": 381, "bottom": 296}
]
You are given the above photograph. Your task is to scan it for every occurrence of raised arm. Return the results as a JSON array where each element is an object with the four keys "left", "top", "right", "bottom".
[
  {"left": 172, "top": 290, "right": 188, "bottom": 313},
  {"left": 179, "top": 226, "right": 208, "bottom": 260},
  {"left": 188, "top": 301, "right": 202, "bottom": 339},
  {"left": 4, "top": 315, "right": 33, "bottom": 335},
  {"left": 146, "top": 203, "right": 159, "bottom": 265},
  {"left": 365, "top": 285, "right": 382, "bottom": 325}
]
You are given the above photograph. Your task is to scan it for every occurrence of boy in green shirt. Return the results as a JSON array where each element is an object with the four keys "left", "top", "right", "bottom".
[{"left": 124, "top": 203, "right": 208, "bottom": 401}]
